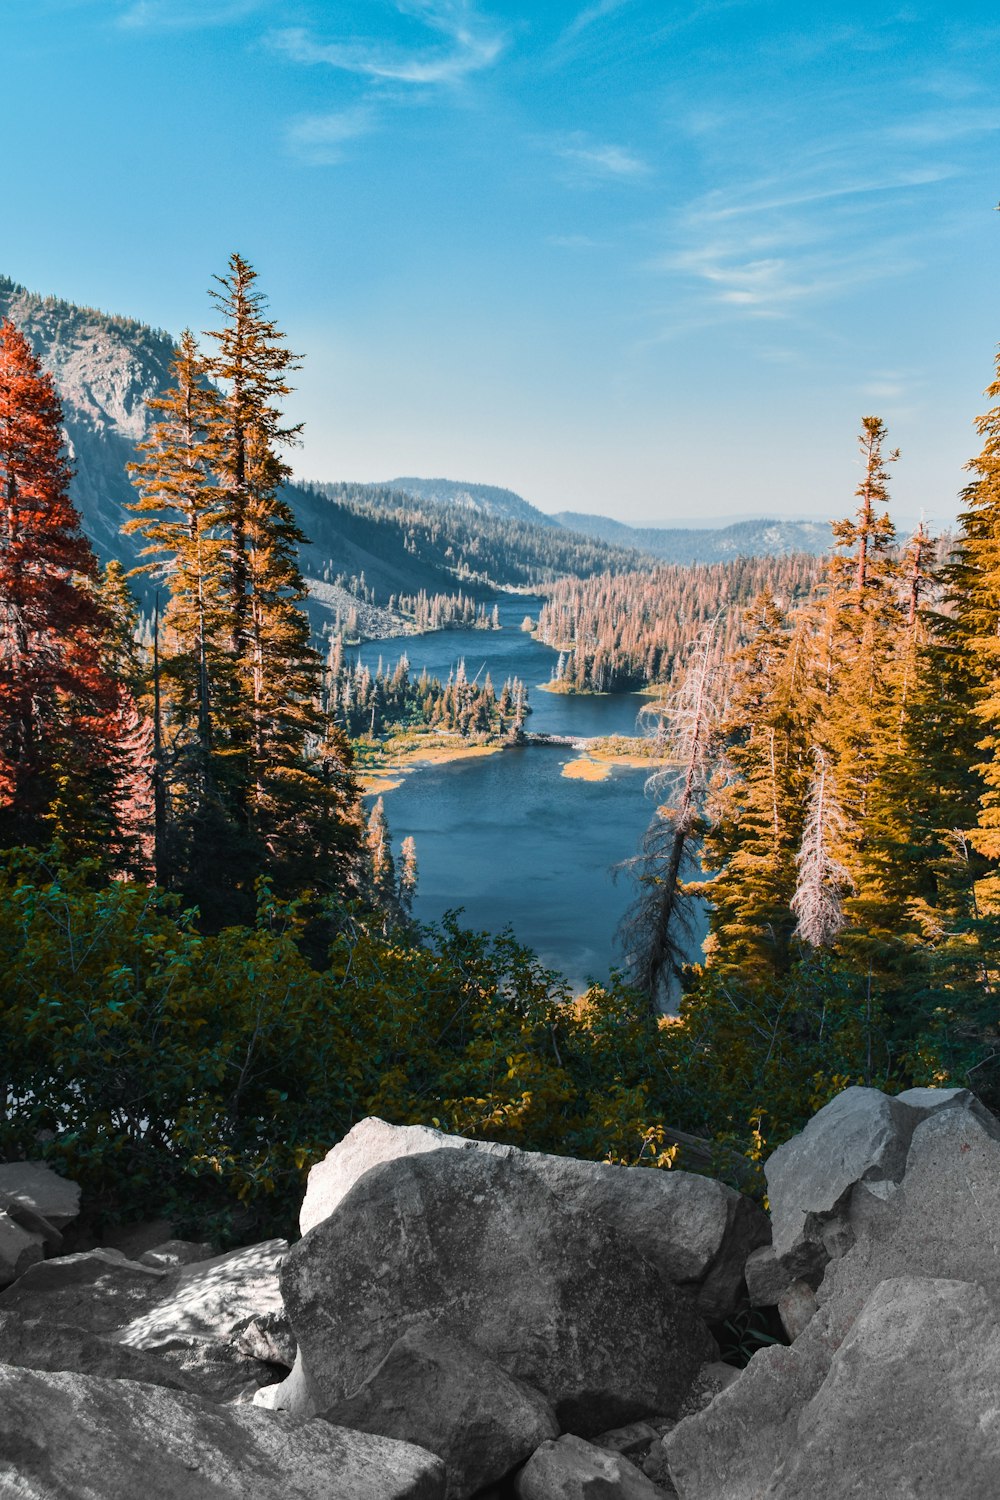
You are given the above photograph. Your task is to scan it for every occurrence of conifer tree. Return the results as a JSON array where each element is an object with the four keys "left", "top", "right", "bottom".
[{"left": 0, "top": 319, "right": 132, "bottom": 859}]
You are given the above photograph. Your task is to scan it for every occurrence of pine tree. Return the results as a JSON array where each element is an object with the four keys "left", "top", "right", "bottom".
[{"left": 0, "top": 319, "right": 131, "bottom": 859}]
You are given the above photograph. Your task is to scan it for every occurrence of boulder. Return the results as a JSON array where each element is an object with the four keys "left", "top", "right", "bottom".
[
  {"left": 0, "top": 1248, "right": 167, "bottom": 1331},
  {"left": 0, "top": 1310, "right": 197, "bottom": 1392},
  {"left": 764, "top": 1086, "right": 914, "bottom": 1279},
  {"left": 666, "top": 1101, "right": 1000, "bottom": 1498},
  {"left": 764, "top": 1084, "right": 1000, "bottom": 1282},
  {"left": 113, "top": 1239, "right": 286, "bottom": 1351},
  {"left": 139, "top": 1239, "right": 215, "bottom": 1270},
  {"left": 763, "top": 1277, "right": 1000, "bottom": 1498},
  {"left": 0, "top": 1162, "right": 81, "bottom": 1230},
  {"left": 776, "top": 1280, "right": 817, "bottom": 1342},
  {"left": 302, "top": 1118, "right": 768, "bottom": 1322},
  {"left": 322, "top": 1323, "right": 559, "bottom": 1500},
  {"left": 233, "top": 1310, "right": 296, "bottom": 1369},
  {"left": 0, "top": 1190, "right": 62, "bottom": 1252},
  {"left": 591, "top": 1419, "right": 679, "bottom": 1491},
  {"left": 280, "top": 1147, "right": 716, "bottom": 1435},
  {"left": 664, "top": 1335, "right": 830, "bottom": 1500},
  {"left": 515, "top": 1434, "right": 672, "bottom": 1499},
  {"left": 0, "top": 1213, "right": 45, "bottom": 1290},
  {"left": 743, "top": 1244, "right": 795, "bottom": 1308},
  {"left": 0, "top": 1366, "right": 446, "bottom": 1499}
]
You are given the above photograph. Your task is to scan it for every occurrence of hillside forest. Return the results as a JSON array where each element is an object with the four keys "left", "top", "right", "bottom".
[{"left": 1, "top": 255, "right": 1000, "bottom": 1244}]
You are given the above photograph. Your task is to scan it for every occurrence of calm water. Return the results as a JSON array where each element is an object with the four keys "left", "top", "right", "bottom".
[{"left": 350, "top": 599, "right": 661, "bottom": 991}]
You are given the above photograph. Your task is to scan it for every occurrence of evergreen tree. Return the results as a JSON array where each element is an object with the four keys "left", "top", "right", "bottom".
[{"left": 0, "top": 319, "right": 132, "bottom": 860}]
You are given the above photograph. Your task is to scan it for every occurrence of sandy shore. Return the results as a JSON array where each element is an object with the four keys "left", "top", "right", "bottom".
[{"left": 357, "top": 739, "right": 505, "bottom": 795}]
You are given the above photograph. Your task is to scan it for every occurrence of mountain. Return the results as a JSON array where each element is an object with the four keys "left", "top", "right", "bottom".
[
  {"left": 384, "top": 476, "right": 560, "bottom": 529},
  {"left": 552, "top": 511, "right": 833, "bottom": 564},
  {"left": 0, "top": 275, "right": 176, "bottom": 566}
]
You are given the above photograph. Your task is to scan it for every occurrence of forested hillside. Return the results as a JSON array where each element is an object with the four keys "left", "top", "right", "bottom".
[
  {"left": 385, "top": 475, "right": 560, "bottom": 528},
  {"left": 534, "top": 553, "right": 820, "bottom": 692}
]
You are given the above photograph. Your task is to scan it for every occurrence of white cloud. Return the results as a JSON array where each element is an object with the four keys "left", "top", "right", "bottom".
[
  {"left": 562, "top": 0, "right": 633, "bottom": 42},
  {"left": 552, "top": 134, "right": 651, "bottom": 183},
  {"left": 286, "top": 106, "right": 375, "bottom": 165},
  {"left": 271, "top": 2, "right": 506, "bottom": 88},
  {"left": 117, "top": 0, "right": 268, "bottom": 29}
]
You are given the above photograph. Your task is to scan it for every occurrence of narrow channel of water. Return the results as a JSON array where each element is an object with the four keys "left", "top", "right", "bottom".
[{"left": 349, "top": 598, "right": 663, "bottom": 991}]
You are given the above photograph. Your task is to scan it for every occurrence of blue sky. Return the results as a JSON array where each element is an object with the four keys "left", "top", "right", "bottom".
[{"left": 5, "top": 1, "right": 1000, "bottom": 527}]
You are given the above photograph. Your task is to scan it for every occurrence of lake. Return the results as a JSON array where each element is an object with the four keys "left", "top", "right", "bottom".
[{"left": 350, "top": 598, "right": 666, "bottom": 992}]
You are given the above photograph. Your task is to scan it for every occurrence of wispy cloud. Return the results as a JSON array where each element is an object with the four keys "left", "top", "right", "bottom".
[
  {"left": 561, "top": 0, "right": 633, "bottom": 43},
  {"left": 551, "top": 133, "right": 651, "bottom": 183},
  {"left": 286, "top": 106, "right": 375, "bottom": 165},
  {"left": 271, "top": 2, "right": 506, "bottom": 88},
  {"left": 116, "top": 0, "right": 268, "bottom": 29}
]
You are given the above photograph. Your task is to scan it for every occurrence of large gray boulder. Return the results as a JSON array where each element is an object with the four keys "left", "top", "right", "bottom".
[
  {"left": 666, "top": 1101, "right": 1000, "bottom": 1498},
  {"left": 302, "top": 1118, "right": 767, "bottom": 1322},
  {"left": 280, "top": 1147, "right": 716, "bottom": 1435},
  {"left": 0, "top": 1366, "right": 446, "bottom": 1498},
  {"left": 764, "top": 1084, "right": 1000, "bottom": 1280},
  {"left": 0, "top": 1162, "right": 81, "bottom": 1230},
  {"left": 322, "top": 1323, "right": 559, "bottom": 1500},
  {"left": 758, "top": 1277, "right": 1000, "bottom": 1498},
  {"left": 515, "top": 1434, "right": 672, "bottom": 1499}
]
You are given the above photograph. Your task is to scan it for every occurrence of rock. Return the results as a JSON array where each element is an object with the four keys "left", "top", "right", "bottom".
[
  {"left": 743, "top": 1244, "right": 794, "bottom": 1308},
  {"left": 776, "top": 1280, "right": 817, "bottom": 1342},
  {"left": 676, "top": 1360, "right": 741, "bottom": 1419},
  {"left": 0, "top": 1248, "right": 167, "bottom": 1331},
  {"left": 762, "top": 1277, "right": 1000, "bottom": 1498},
  {"left": 764, "top": 1086, "right": 914, "bottom": 1279},
  {"left": 0, "top": 1310, "right": 197, "bottom": 1392},
  {"left": 665, "top": 1335, "right": 831, "bottom": 1500},
  {"left": 0, "top": 1214, "right": 45, "bottom": 1290},
  {"left": 280, "top": 1148, "right": 716, "bottom": 1435},
  {"left": 233, "top": 1310, "right": 296, "bottom": 1369},
  {"left": 666, "top": 1102, "right": 1000, "bottom": 1498},
  {"left": 114, "top": 1239, "right": 286, "bottom": 1351},
  {"left": 141, "top": 1336, "right": 278, "bottom": 1404},
  {"left": 0, "top": 1162, "right": 81, "bottom": 1230},
  {"left": 515, "top": 1434, "right": 672, "bottom": 1498},
  {"left": 0, "top": 1365, "right": 447, "bottom": 1498},
  {"left": 139, "top": 1239, "right": 215, "bottom": 1270},
  {"left": 592, "top": 1421, "right": 678, "bottom": 1494},
  {"left": 322, "top": 1323, "right": 559, "bottom": 1500},
  {"left": 0, "top": 1190, "right": 63, "bottom": 1252},
  {"left": 302, "top": 1118, "right": 768, "bottom": 1322}
]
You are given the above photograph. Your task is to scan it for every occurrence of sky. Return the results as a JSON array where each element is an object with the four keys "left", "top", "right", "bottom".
[{"left": 4, "top": 1, "right": 1000, "bottom": 529}]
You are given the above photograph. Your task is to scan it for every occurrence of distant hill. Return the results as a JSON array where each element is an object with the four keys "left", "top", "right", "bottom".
[
  {"left": 552, "top": 511, "right": 833, "bottom": 564},
  {"left": 385, "top": 476, "right": 560, "bottom": 529}
]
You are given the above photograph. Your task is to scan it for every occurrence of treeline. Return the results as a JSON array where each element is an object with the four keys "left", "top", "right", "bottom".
[
  {"left": 534, "top": 554, "right": 819, "bottom": 692},
  {"left": 624, "top": 411, "right": 1000, "bottom": 1139},
  {"left": 393, "top": 590, "right": 501, "bottom": 632},
  {"left": 326, "top": 644, "right": 528, "bottom": 742}
]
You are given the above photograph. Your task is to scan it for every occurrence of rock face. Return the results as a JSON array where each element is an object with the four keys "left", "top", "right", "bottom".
[
  {"left": 300, "top": 1117, "right": 768, "bottom": 1322},
  {"left": 323, "top": 1323, "right": 559, "bottom": 1500},
  {"left": 765, "top": 1277, "right": 1000, "bottom": 1498},
  {"left": 0, "top": 1366, "right": 447, "bottom": 1500},
  {"left": 666, "top": 1090, "right": 1000, "bottom": 1499},
  {"left": 281, "top": 1147, "right": 717, "bottom": 1436}
]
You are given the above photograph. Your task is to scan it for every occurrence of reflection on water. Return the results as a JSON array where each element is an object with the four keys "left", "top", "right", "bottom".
[{"left": 350, "top": 598, "right": 662, "bottom": 991}]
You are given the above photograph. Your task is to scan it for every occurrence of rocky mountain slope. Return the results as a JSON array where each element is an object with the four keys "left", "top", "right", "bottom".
[{"left": 553, "top": 511, "right": 832, "bottom": 564}]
